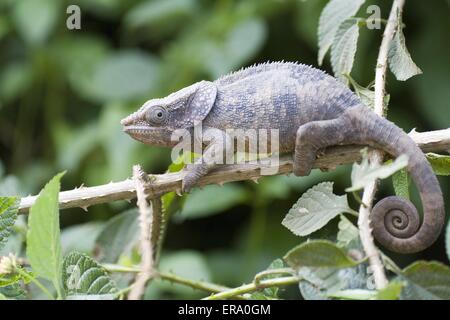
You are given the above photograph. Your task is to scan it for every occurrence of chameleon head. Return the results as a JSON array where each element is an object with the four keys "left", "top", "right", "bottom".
[{"left": 121, "top": 80, "right": 217, "bottom": 147}]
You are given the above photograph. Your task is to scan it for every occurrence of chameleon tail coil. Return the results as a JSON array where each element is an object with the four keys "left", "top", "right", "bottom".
[{"left": 344, "top": 106, "right": 445, "bottom": 253}]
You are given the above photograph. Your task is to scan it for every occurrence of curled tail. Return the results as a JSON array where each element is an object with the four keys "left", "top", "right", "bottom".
[{"left": 343, "top": 105, "right": 445, "bottom": 253}]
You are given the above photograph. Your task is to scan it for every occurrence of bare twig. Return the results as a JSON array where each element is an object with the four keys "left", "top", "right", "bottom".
[
  {"left": 127, "top": 165, "right": 155, "bottom": 300},
  {"left": 18, "top": 128, "right": 450, "bottom": 214},
  {"left": 357, "top": 0, "right": 406, "bottom": 290}
]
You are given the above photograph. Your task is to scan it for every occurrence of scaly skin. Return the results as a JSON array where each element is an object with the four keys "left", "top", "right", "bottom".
[{"left": 121, "top": 62, "right": 445, "bottom": 254}]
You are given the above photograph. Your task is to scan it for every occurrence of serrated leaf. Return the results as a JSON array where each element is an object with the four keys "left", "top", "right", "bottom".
[
  {"left": 0, "top": 197, "right": 19, "bottom": 251},
  {"left": 62, "top": 251, "right": 117, "bottom": 298},
  {"left": 299, "top": 263, "right": 368, "bottom": 300},
  {"left": 95, "top": 209, "right": 139, "bottom": 263},
  {"left": 388, "top": 14, "right": 422, "bottom": 81},
  {"left": 392, "top": 168, "right": 410, "bottom": 199},
  {"left": 426, "top": 153, "right": 450, "bottom": 176},
  {"left": 345, "top": 74, "right": 375, "bottom": 109},
  {"left": 336, "top": 215, "right": 359, "bottom": 248},
  {"left": 282, "top": 182, "right": 352, "bottom": 237},
  {"left": 400, "top": 261, "right": 450, "bottom": 300},
  {"left": 346, "top": 151, "right": 408, "bottom": 192},
  {"left": 0, "top": 283, "right": 26, "bottom": 299},
  {"left": 284, "top": 240, "right": 359, "bottom": 270},
  {"left": 26, "top": 172, "right": 65, "bottom": 298},
  {"left": 330, "top": 18, "right": 360, "bottom": 82},
  {"left": 327, "top": 288, "right": 376, "bottom": 300},
  {"left": 66, "top": 293, "right": 117, "bottom": 300},
  {"left": 317, "top": 0, "right": 365, "bottom": 65},
  {"left": 376, "top": 281, "right": 404, "bottom": 300}
]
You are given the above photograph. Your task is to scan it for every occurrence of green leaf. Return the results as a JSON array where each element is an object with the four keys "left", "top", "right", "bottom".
[
  {"left": 330, "top": 18, "right": 360, "bottom": 82},
  {"left": 156, "top": 251, "right": 212, "bottom": 296},
  {"left": 95, "top": 209, "right": 139, "bottom": 263},
  {"left": 13, "top": 0, "right": 60, "bottom": 46},
  {"left": 204, "top": 18, "right": 267, "bottom": 78},
  {"left": 317, "top": 0, "right": 365, "bottom": 65},
  {"left": 327, "top": 288, "right": 376, "bottom": 300},
  {"left": 298, "top": 263, "right": 368, "bottom": 300},
  {"left": 61, "top": 222, "right": 103, "bottom": 256},
  {"left": 392, "top": 168, "right": 410, "bottom": 199},
  {"left": 376, "top": 281, "right": 404, "bottom": 300},
  {"left": 0, "top": 62, "right": 32, "bottom": 104},
  {"left": 181, "top": 184, "right": 248, "bottom": 219},
  {"left": 26, "top": 172, "right": 65, "bottom": 298},
  {"left": 346, "top": 150, "right": 408, "bottom": 192},
  {"left": 62, "top": 251, "right": 117, "bottom": 298},
  {"left": 284, "top": 240, "right": 359, "bottom": 270},
  {"left": 282, "top": 182, "right": 352, "bottom": 237},
  {"left": 336, "top": 215, "right": 359, "bottom": 249},
  {"left": 89, "top": 50, "right": 160, "bottom": 102},
  {"left": 0, "top": 283, "right": 26, "bottom": 300},
  {"left": 400, "top": 261, "right": 450, "bottom": 300},
  {"left": 388, "top": 15, "right": 422, "bottom": 81},
  {"left": 345, "top": 74, "right": 375, "bottom": 109},
  {"left": 426, "top": 153, "right": 450, "bottom": 176},
  {"left": 0, "top": 197, "right": 19, "bottom": 251},
  {"left": 124, "top": 0, "right": 198, "bottom": 31}
]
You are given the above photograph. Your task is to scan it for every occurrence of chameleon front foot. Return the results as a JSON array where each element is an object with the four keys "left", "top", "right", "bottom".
[{"left": 181, "top": 163, "right": 210, "bottom": 193}]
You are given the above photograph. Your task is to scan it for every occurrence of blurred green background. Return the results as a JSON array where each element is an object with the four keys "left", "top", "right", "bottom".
[{"left": 0, "top": 0, "right": 448, "bottom": 299}]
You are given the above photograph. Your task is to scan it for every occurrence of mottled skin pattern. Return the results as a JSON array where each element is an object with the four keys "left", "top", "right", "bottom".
[{"left": 121, "top": 62, "right": 445, "bottom": 254}]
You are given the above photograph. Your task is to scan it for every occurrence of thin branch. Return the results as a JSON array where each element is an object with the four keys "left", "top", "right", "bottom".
[
  {"left": 102, "top": 264, "right": 236, "bottom": 296},
  {"left": 157, "top": 272, "right": 232, "bottom": 294},
  {"left": 127, "top": 165, "right": 155, "bottom": 300},
  {"left": 202, "top": 276, "right": 301, "bottom": 300},
  {"left": 17, "top": 128, "right": 450, "bottom": 214},
  {"left": 357, "top": 0, "right": 406, "bottom": 290}
]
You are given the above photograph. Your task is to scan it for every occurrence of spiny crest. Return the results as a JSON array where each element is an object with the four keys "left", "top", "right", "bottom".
[{"left": 214, "top": 61, "right": 327, "bottom": 86}]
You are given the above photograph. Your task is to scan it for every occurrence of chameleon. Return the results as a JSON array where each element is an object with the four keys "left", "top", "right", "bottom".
[{"left": 121, "top": 61, "right": 445, "bottom": 254}]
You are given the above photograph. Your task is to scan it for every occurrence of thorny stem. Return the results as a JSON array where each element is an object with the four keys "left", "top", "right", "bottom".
[
  {"left": 358, "top": 0, "right": 406, "bottom": 290},
  {"left": 127, "top": 165, "right": 156, "bottom": 300},
  {"left": 17, "top": 129, "right": 450, "bottom": 213}
]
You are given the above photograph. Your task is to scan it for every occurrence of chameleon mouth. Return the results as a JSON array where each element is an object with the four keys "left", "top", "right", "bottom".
[{"left": 122, "top": 125, "right": 154, "bottom": 135}]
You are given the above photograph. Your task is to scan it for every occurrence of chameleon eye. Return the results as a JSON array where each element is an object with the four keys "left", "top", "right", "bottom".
[{"left": 147, "top": 107, "right": 167, "bottom": 125}]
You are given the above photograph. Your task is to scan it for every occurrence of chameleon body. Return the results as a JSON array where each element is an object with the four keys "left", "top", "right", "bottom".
[{"left": 121, "top": 62, "right": 445, "bottom": 254}]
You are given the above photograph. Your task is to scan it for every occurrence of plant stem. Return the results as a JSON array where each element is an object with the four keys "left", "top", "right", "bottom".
[
  {"left": 18, "top": 129, "right": 450, "bottom": 213},
  {"left": 158, "top": 271, "right": 231, "bottom": 294},
  {"left": 16, "top": 268, "right": 54, "bottom": 300},
  {"left": 357, "top": 0, "right": 406, "bottom": 290},
  {"left": 128, "top": 165, "right": 156, "bottom": 300},
  {"left": 203, "top": 276, "right": 301, "bottom": 300},
  {"left": 253, "top": 268, "right": 295, "bottom": 285}
]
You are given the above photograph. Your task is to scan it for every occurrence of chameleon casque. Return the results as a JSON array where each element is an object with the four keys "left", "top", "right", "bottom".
[{"left": 121, "top": 62, "right": 445, "bottom": 254}]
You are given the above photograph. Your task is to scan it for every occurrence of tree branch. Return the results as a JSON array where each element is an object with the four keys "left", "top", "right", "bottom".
[
  {"left": 357, "top": 0, "right": 406, "bottom": 290},
  {"left": 18, "top": 128, "right": 450, "bottom": 214}
]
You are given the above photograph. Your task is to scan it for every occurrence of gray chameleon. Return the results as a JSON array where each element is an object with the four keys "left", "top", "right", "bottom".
[{"left": 121, "top": 61, "right": 444, "bottom": 254}]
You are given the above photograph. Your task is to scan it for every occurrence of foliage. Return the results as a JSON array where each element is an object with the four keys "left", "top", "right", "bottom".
[{"left": 0, "top": 0, "right": 449, "bottom": 301}]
